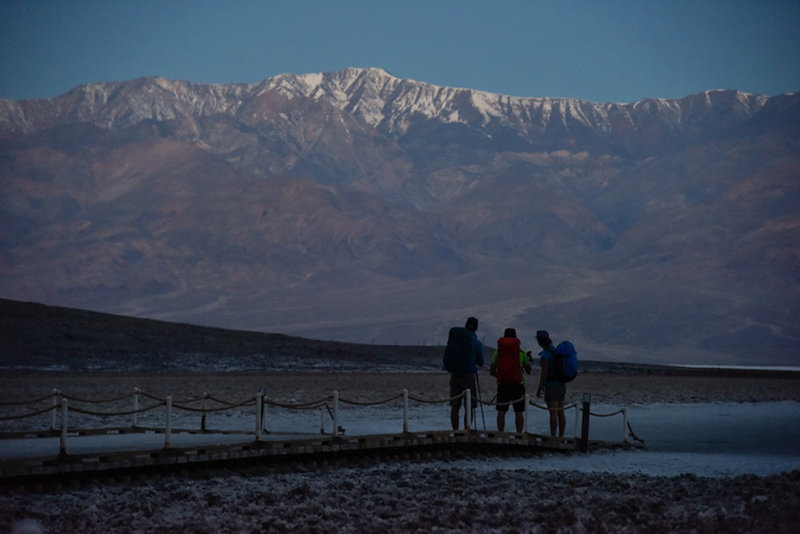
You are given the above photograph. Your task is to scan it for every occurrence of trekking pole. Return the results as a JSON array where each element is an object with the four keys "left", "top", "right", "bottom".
[{"left": 475, "top": 373, "right": 486, "bottom": 431}]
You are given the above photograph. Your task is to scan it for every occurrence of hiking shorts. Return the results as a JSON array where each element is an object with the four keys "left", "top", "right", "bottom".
[
  {"left": 496, "top": 383, "right": 526, "bottom": 412},
  {"left": 449, "top": 374, "right": 478, "bottom": 409},
  {"left": 544, "top": 382, "right": 566, "bottom": 404}
]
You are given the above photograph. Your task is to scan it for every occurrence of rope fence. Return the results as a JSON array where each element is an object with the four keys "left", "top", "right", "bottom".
[
  {"left": 0, "top": 392, "right": 55, "bottom": 406},
  {"left": 0, "top": 385, "right": 636, "bottom": 454}
]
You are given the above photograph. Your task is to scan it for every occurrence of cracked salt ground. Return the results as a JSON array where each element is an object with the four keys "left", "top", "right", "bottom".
[{"left": 3, "top": 460, "right": 799, "bottom": 533}]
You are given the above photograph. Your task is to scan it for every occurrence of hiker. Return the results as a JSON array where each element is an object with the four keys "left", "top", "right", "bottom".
[
  {"left": 489, "top": 328, "right": 532, "bottom": 432},
  {"left": 442, "top": 316, "right": 484, "bottom": 430},
  {"left": 535, "top": 330, "right": 566, "bottom": 437}
]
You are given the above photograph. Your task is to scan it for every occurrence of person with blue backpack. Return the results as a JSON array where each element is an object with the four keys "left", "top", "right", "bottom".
[{"left": 535, "top": 330, "right": 578, "bottom": 438}]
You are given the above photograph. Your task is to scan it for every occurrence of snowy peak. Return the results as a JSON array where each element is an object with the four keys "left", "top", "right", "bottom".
[
  {"left": 0, "top": 67, "right": 785, "bottom": 147},
  {"left": 257, "top": 68, "right": 772, "bottom": 137},
  {"left": 259, "top": 67, "right": 597, "bottom": 132}
]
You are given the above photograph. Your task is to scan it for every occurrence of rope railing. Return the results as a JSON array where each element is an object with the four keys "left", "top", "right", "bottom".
[
  {"left": 206, "top": 394, "right": 247, "bottom": 407},
  {"left": 68, "top": 402, "right": 165, "bottom": 418},
  {"left": 139, "top": 391, "right": 170, "bottom": 403},
  {"left": 172, "top": 397, "right": 256, "bottom": 413},
  {"left": 264, "top": 396, "right": 332, "bottom": 410},
  {"left": 0, "top": 392, "right": 55, "bottom": 406},
  {"left": 407, "top": 394, "right": 453, "bottom": 404},
  {"left": 338, "top": 393, "right": 403, "bottom": 406},
  {"left": 523, "top": 396, "right": 629, "bottom": 442},
  {"left": 170, "top": 394, "right": 211, "bottom": 405},
  {"left": 589, "top": 408, "right": 626, "bottom": 417},
  {"left": 61, "top": 392, "right": 135, "bottom": 404},
  {"left": 0, "top": 405, "right": 58, "bottom": 422},
  {"left": 0, "top": 385, "right": 636, "bottom": 454}
]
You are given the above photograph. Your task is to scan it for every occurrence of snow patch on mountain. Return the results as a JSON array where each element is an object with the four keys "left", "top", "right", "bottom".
[{"left": 0, "top": 67, "right": 772, "bottom": 140}]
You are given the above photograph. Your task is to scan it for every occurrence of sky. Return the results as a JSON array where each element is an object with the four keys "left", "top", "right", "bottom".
[{"left": 1, "top": 0, "right": 799, "bottom": 104}]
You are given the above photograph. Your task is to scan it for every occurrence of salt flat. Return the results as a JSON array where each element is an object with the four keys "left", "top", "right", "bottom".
[{"left": 2, "top": 370, "right": 799, "bottom": 533}]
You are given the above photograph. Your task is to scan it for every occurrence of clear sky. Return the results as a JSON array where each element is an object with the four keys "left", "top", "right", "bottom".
[{"left": 1, "top": 0, "right": 798, "bottom": 103}]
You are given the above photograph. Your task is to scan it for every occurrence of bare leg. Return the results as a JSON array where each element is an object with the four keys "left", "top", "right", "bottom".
[
  {"left": 557, "top": 404, "right": 566, "bottom": 437},
  {"left": 514, "top": 411, "right": 524, "bottom": 433},
  {"left": 547, "top": 401, "right": 559, "bottom": 436},
  {"left": 450, "top": 405, "right": 459, "bottom": 430},
  {"left": 497, "top": 411, "right": 505, "bottom": 431}
]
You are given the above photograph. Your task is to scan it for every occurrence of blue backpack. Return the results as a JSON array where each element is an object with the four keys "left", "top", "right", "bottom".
[{"left": 549, "top": 341, "right": 578, "bottom": 383}]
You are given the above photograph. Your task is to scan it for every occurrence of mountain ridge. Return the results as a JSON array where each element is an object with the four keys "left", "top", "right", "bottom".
[
  {"left": 0, "top": 67, "right": 780, "bottom": 141},
  {"left": 1, "top": 68, "right": 798, "bottom": 366}
]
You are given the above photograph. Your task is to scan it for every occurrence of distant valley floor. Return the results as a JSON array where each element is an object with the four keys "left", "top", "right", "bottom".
[{"left": 2, "top": 370, "right": 799, "bottom": 407}]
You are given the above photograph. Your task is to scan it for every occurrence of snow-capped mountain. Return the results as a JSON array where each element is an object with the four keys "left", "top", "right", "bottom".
[
  {"left": 262, "top": 67, "right": 770, "bottom": 137},
  {"left": 1, "top": 68, "right": 798, "bottom": 366},
  {"left": 0, "top": 67, "right": 776, "bottom": 143}
]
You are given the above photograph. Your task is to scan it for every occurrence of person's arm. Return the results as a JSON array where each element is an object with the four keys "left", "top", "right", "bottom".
[
  {"left": 521, "top": 350, "right": 532, "bottom": 375},
  {"left": 475, "top": 340, "right": 485, "bottom": 368},
  {"left": 489, "top": 349, "right": 498, "bottom": 376}
]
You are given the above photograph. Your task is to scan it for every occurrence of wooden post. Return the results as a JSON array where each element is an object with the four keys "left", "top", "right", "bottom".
[
  {"left": 622, "top": 409, "right": 628, "bottom": 443},
  {"left": 132, "top": 388, "right": 140, "bottom": 428},
  {"left": 255, "top": 392, "right": 263, "bottom": 440},
  {"left": 402, "top": 389, "right": 409, "bottom": 433},
  {"left": 332, "top": 390, "right": 339, "bottom": 437},
  {"left": 580, "top": 393, "right": 591, "bottom": 452},
  {"left": 573, "top": 403, "right": 580, "bottom": 438},
  {"left": 50, "top": 388, "right": 59, "bottom": 430},
  {"left": 320, "top": 406, "right": 325, "bottom": 434},
  {"left": 59, "top": 398, "right": 68, "bottom": 455},
  {"left": 201, "top": 393, "right": 208, "bottom": 432},
  {"left": 523, "top": 394, "right": 530, "bottom": 434},
  {"left": 165, "top": 396, "right": 172, "bottom": 449},
  {"left": 262, "top": 393, "right": 269, "bottom": 434},
  {"left": 465, "top": 388, "right": 472, "bottom": 431}
]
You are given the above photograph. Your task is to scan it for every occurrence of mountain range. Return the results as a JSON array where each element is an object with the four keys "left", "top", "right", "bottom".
[{"left": 1, "top": 67, "right": 798, "bottom": 365}]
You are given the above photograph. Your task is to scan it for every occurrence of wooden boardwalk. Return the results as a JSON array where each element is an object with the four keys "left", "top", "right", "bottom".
[
  {"left": 1, "top": 386, "right": 643, "bottom": 487},
  {"left": 0, "top": 429, "right": 641, "bottom": 487}
]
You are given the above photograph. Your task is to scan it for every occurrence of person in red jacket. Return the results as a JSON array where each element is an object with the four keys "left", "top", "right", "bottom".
[{"left": 490, "top": 328, "right": 532, "bottom": 432}]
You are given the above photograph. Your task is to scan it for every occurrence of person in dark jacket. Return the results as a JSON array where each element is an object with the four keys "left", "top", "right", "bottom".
[{"left": 444, "top": 316, "right": 484, "bottom": 430}]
